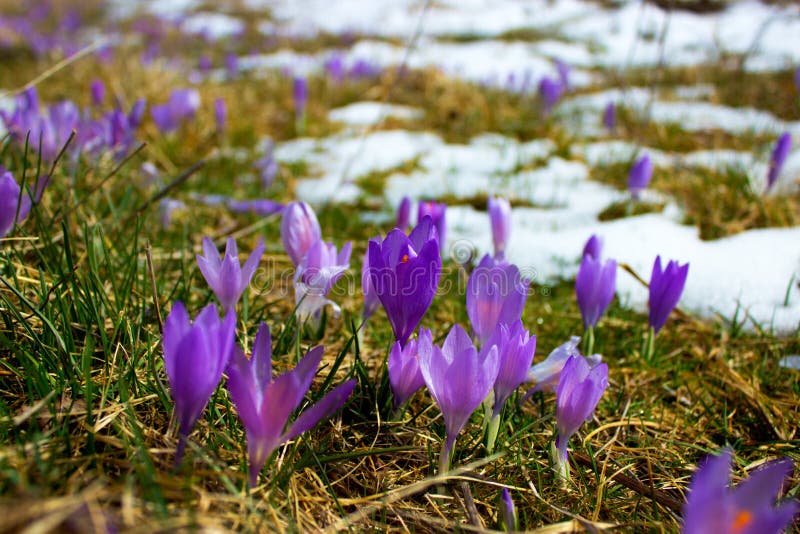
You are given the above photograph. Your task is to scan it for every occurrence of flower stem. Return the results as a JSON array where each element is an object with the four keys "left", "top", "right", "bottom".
[
  {"left": 550, "top": 440, "right": 570, "bottom": 489},
  {"left": 641, "top": 326, "right": 656, "bottom": 363},
  {"left": 582, "top": 326, "right": 595, "bottom": 356},
  {"left": 486, "top": 412, "right": 502, "bottom": 454}
]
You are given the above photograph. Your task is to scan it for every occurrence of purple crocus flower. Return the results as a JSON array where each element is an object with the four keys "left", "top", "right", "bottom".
[
  {"left": 628, "top": 154, "right": 653, "bottom": 200},
  {"left": 224, "top": 53, "right": 239, "bottom": 79},
  {"left": 388, "top": 327, "right": 432, "bottom": 409},
  {"left": 90, "top": 79, "right": 105, "bottom": 107},
  {"left": 226, "top": 199, "right": 284, "bottom": 216},
  {"left": 603, "top": 102, "right": 616, "bottom": 133},
  {"left": 648, "top": 256, "right": 689, "bottom": 334},
  {"left": 766, "top": 133, "right": 791, "bottom": 191},
  {"left": 293, "top": 76, "right": 308, "bottom": 124},
  {"left": 280, "top": 201, "right": 322, "bottom": 266},
  {"left": 682, "top": 449, "right": 797, "bottom": 534},
  {"left": 255, "top": 141, "right": 278, "bottom": 189},
  {"left": 525, "top": 336, "right": 603, "bottom": 397},
  {"left": 294, "top": 239, "right": 352, "bottom": 320},
  {"left": 555, "top": 59, "right": 570, "bottom": 88},
  {"left": 488, "top": 320, "right": 536, "bottom": 417},
  {"left": 127, "top": 98, "right": 146, "bottom": 129},
  {"left": 324, "top": 53, "right": 345, "bottom": 83},
  {"left": 500, "top": 488, "right": 517, "bottom": 532},
  {"left": 419, "top": 324, "right": 500, "bottom": 472},
  {"left": 467, "top": 254, "right": 528, "bottom": 344},
  {"left": 554, "top": 355, "right": 608, "bottom": 465},
  {"left": 159, "top": 198, "right": 186, "bottom": 228},
  {"left": 361, "top": 236, "right": 382, "bottom": 320},
  {"left": 214, "top": 98, "right": 226, "bottom": 135},
  {"left": 196, "top": 237, "right": 265, "bottom": 312},
  {"left": 227, "top": 323, "right": 356, "bottom": 487},
  {"left": 417, "top": 200, "right": 446, "bottom": 256},
  {"left": 198, "top": 55, "right": 212, "bottom": 72},
  {"left": 538, "top": 76, "right": 564, "bottom": 114},
  {"left": 151, "top": 88, "right": 200, "bottom": 134},
  {"left": 368, "top": 217, "right": 441, "bottom": 347},
  {"left": 0, "top": 169, "right": 32, "bottom": 238},
  {"left": 488, "top": 196, "right": 511, "bottom": 259},
  {"left": 575, "top": 253, "right": 617, "bottom": 330},
  {"left": 396, "top": 196, "right": 411, "bottom": 230},
  {"left": 582, "top": 234, "right": 602, "bottom": 260},
  {"left": 163, "top": 302, "right": 236, "bottom": 464}
]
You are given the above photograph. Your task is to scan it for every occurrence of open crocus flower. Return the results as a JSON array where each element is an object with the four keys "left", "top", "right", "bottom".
[
  {"left": 280, "top": 201, "right": 322, "bottom": 266},
  {"left": 163, "top": 302, "right": 236, "bottom": 464},
  {"left": 488, "top": 196, "right": 511, "bottom": 259},
  {"left": 467, "top": 254, "right": 528, "bottom": 345},
  {"left": 419, "top": 324, "right": 499, "bottom": 473},
  {"left": 766, "top": 132, "right": 791, "bottom": 191},
  {"left": 628, "top": 154, "right": 653, "bottom": 200},
  {"left": 227, "top": 323, "right": 356, "bottom": 487},
  {"left": 682, "top": 449, "right": 797, "bottom": 534},
  {"left": 575, "top": 253, "right": 616, "bottom": 331},
  {"left": 368, "top": 216, "right": 441, "bottom": 347},
  {"left": 294, "top": 239, "right": 352, "bottom": 320},
  {"left": 648, "top": 255, "right": 689, "bottom": 334},
  {"left": 388, "top": 327, "right": 432, "bottom": 410},
  {"left": 196, "top": 237, "right": 264, "bottom": 312},
  {"left": 523, "top": 336, "right": 602, "bottom": 400},
  {"left": 553, "top": 355, "right": 608, "bottom": 480},
  {"left": 417, "top": 200, "right": 446, "bottom": 256},
  {"left": 151, "top": 88, "right": 200, "bottom": 134}
]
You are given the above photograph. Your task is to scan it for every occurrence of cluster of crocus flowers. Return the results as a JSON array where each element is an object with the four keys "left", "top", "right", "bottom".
[
  {"left": 467, "top": 254, "right": 528, "bottom": 345},
  {"left": 766, "top": 132, "right": 791, "bottom": 192},
  {"left": 151, "top": 88, "right": 200, "bottom": 134},
  {"left": 488, "top": 196, "right": 511, "bottom": 259},
  {"left": 196, "top": 237, "right": 264, "bottom": 312},
  {"left": 226, "top": 323, "right": 355, "bottom": 487},
  {"left": 628, "top": 154, "right": 653, "bottom": 200},
  {"left": 682, "top": 449, "right": 797, "bottom": 534},
  {"left": 0, "top": 168, "right": 48, "bottom": 238},
  {"left": 575, "top": 234, "right": 616, "bottom": 354},
  {"left": 644, "top": 255, "right": 689, "bottom": 361}
]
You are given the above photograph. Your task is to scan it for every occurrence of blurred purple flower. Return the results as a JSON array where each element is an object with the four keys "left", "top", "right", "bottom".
[
  {"left": 225, "top": 53, "right": 239, "bottom": 79},
  {"left": 90, "top": 79, "right": 105, "bottom": 107},
  {"left": 555, "top": 59, "right": 570, "bottom": 88},
  {"left": 198, "top": 55, "right": 212, "bottom": 72},
  {"left": 388, "top": 327, "right": 432, "bottom": 409},
  {"left": 196, "top": 236, "right": 264, "bottom": 312},
  {"left": 500, "top": 488, "right": 517, "bottom": 532},
  {"left": 417, "top": 200, "right": 446, "bottom": 255},
  {"left": 538, "top": 76, "right": 563, "bottom": 114},
  {"left": 488, "top": 196, "right": 511, "bottom": 259},
  {"left": 361, "top": 236, "right": 382, "bottom": 320},
  {"left": 159, "top": 198, "right": 185, "bottom": 228},
  {"left": 368, "top": 217, "right": 441, "bottom": 347},
  {"left": 648, "top": 256, "right": 689, "bottom": 334},
  {"left": 227, "top": 323, "right": 355, "bottom": 487},
  {"left": 582, "top": 234, "right": 602, "bottom": 260},
  {"left": 214, "top": 97, "right": 227, "bottom": 135},
  {"left": 628, "top": 154, "right": 653, "bottom": 199},
  {"left": 396, "top": 196, "right": 411, "bottom": 230},
  {"left": 467, "top": 254, "right": 528, "bottom": 344},
  {"left": 294, "top": 239, "right": 352, "bottom": 320},
  {"left": 766, "top": 133, "right": 791, "bottom": 191},
  {"left": 525, "top": 336, "right": 603, "bottom": 397},
  {"left": 293, "top": 76, "right": 308, "bottom": 121},
  {"left": 682, "top": 449, "right": 797, "bottom": 534},
  {"left": 281, "top": 201, "right": 322, "bottom": 266},
  {"left": 324, "top": 53, "right": 345, "bottom": 83},
  {"left": 603, "top": 102, "right": 616, "bottom": 133},
  {"left": 255, "top": 141, "right": 279, "bottom": 189},
  {"left": 575, "top": 253, "right": 616, "bottom": 330},
  {"left": 419, "top": 324, "right": 499, "bottom": 471},
  {"left": 151, "top": 88, "right": 200, "bottom": 134},
  {"left": 554, "top": 355, "right": 608, "bottom": 463},
  {"left": 163, "top": 302, "right": 236, "bottom": 464},
  {"left": 0, "top": 168, "right": 48, "bottom": 238},
  {"left": 226, "top": 199, "right": 284, "bottom": 216}
]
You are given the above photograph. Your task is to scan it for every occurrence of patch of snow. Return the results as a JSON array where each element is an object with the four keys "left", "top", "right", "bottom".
[
  {"left": 328, "top": 102, "right": 423, "bottom": 126},
  {"left": 181, "top": 13, "right": 244, "bottom": 40}
]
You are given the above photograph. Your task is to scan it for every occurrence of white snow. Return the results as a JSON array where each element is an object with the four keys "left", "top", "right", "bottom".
[{"left": 328, "top": 102, "right": 424, "bottom": 126}]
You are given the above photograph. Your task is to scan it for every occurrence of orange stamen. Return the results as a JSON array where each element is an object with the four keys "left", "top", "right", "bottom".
[
  {"left": 401, "top": 254, "right": 409, "bottom": 263},
  {"left": 731, "top": 510, "right": 753, "bottom": 533}
]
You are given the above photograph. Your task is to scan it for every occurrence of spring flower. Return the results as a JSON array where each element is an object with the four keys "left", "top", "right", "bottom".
[
  {"left": 1, "top": 170, "right": 32, "bottom": 238},
  {"left": 648, "top": 256, "right": 689, "bottom": 334},
  {"left": 280, "top": 201, "right": 322, "bottom": 266},
  {"left": 163, "top": 302, "right": 236, "bottom": 464},
  {"left": 214, "top": 98, "right": 226, "bottom": 135},
  {"left": 582, "top": 234, "right": 602, "bottom": 260},
  {"left": 396, "top": 196, "right": 411, "bottom": 230},
  {"left": 499, "top": 488, "right": 517, "bottom": 532},
  {"left": 324, "top": 53, "right": 345, "bottom": 83},
  {"left": 368, "top": 217, "right": 441, "bottom": 347},
  {"left": 628, "top": 154, "right": 653, "bottom": 200},
  {"left": 361, "top": 236, "right": 382, "bottom": 320},
  {"left": 90, "top": 79, "right": 105, "bottom": 107},
  {"left": 488, "top": 196, "right": 511, "bottom": 259},
  {"left": 603, "top": 102, "right": 616, "bottom": 133},
  {"left": 682, "top": 449, "right": 797, "bottom": 534},
  {"left": 294, "top": 239, "right": 352, "bottom": 320},
  {"left": 555, "top": 59, "right": 570, "bottom": 88},
  {"left": 293, "top": 76, "right": 308, "bottom": 133},
  {"left": 553, "top": 355, "right": 608, "bottom": 479},
  {"left": 255, "top": 141, "right": 278, "bottom": 189},
  {"left": 575, "top": 253, "right": 616, "bottom": 330},
  {"left": 419, "top": 324, "right": 499, "bottom": 472},
  {"left": 538, "top": 76, "right": 563, "bottom": 114},
  {"left": 196, "top": 237, "right": 264, "bottom": 312},
  {"left": 224, "top": 53, "right": 239, "bottom": 79},
  {"left": 227, "top": 323, "right": 356, "bottom": 487},
  {"left": 467, "top": 254, "right": 528, "bottom": 345},
  {"left": 388, "top": 327, "right": 432, "bottom": 410},
  {"left": 159, "top": 198, "right": 186, "bottom": 228},
  {"left": 525, "top": 336, "right": 602, "bottom": 398},
  {"left": 766, "top": 133, "right": 791, "bottom": 191},
  {"left": 417, "top": 200, "right": 446, "bottom": 256},
  {"left": 151, "top": 88, "right": 200, "bottom": 134}
]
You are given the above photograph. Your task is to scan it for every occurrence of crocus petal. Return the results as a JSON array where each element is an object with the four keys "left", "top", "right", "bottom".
[{"left": 282, "top": 379, "right": 356, "bottom": 442}]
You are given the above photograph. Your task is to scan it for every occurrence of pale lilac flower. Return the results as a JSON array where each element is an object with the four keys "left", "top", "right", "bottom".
[
  {"left": 628, "top": 154, "right": 653, "bottom": 199},
  {"left": 196, "top": 237, "right": 265, "bottom": 312},
  {"left": 388, "top": 327, "right": 432, "bottom": 409},
  {"left": 554, "top": 355, "right": 608, "bottom": 463},
  {"left": 361, "top": 236, "right": 382, "bottom": 320},
  {"left": 417, "top": 200, "right": 446, "bottom": 255},
  {"left": 525, "top": 336, "right": 603, "bottom": 397},
  {"left": 214, "top": 98, "right": 226, "bottom": 135},
  {"left": 255, "top": 141, "right": 278, "bottom": 189},
  {"left": 151, "top": 88, "right": 200, "bottom": 134},
  {"left": 488, "top": 196, "right": 511, "bottom": 259},
  {"left": 467, "top": 254, "right": 528, "bottom": 345},
  {"left": 538, "top": 77, "right": 563, "bottom": 114},
  {"left": 280, "top": 201, "right": 322, "bottom": 266},
  {"left": 294, "top": 239, "right": 352, "bottom": 320}
]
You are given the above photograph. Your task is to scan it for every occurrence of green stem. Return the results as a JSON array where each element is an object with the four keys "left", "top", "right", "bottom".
[
  {"left": 550, "top": 440, "right": 570, "bottom": 489},
  {"left": 641, "top": 326, "right": 656, "bottom": 363},
  {"left": 486, "top": 412, "right": 502, "bottom": 454},
  {"left": 582, "top": 326, "right": 595, "bottom": 356}
]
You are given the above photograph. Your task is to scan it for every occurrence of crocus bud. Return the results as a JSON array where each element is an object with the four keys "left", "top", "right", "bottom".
[
  {"left": 648, "top": 256, "right": 689, "bottom": 334},
  {"left": 575, "top": 253, "right": 616, "bottom": 330},
  {"left": 90, "top": 79, "right": 105, "bottom": 107},
  {"left": 467, "top": 254, "right": 528, "bottom": 344},
  {"left": 603, "top": 102, "right": 616, "bottom": 133},
  {"left": 499, "top": 488, "right": 517, "bottom": 532},
  {"left": 396, "top": 196, "right": 411, "bottom": 230},
  {"left": 538, "top": 76, "right": 563, "bottom": 114},
  {"left": 582, "top": 234, "right": 602, "bottom": 260},
  {"left": 280, "top": 201, "right": 322, "bottom": 266},
  {"left": 388, "top": 328, "right": 432, "bottom": 409},
  {"left": 628, "top": 154, "right": 653, "bottom": 200},
  {"left": 417, "top": 200, "right": 446, "bottom": 256},
  {"left": 766, "top": 133, "right": 791, "bottom": 191},
  {"left": 488, "top": 196, "right": 511, "bottom": 259},
  {"left": 214, "top": 97, "right": 226, "bottom": 135}
]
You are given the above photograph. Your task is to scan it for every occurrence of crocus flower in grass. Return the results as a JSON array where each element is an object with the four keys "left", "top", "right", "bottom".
[
  {"left": 151, "top": 88, "right": 200, "bottom": 134},
  {"left": 575, "top": 252, "right": 616, "bottom": 332},
  {"left": 90, "top": 79, "right": 105, "bottom": 107},
  {"left": 294, "top": 239, "right": 352, "bottom": 320},
  {"left": 499, "top": 488, "right": 517, "bottom": 532},
  {"left": 603, "top": 102, "right": 616, "bottom": 133},
  {"left": 766, "top": 133, "right": 791, "bottom": 191},
  {"left": 214, "top": 98, "right": 226, "bottom": 135},
  {"left": 484, "top": 320, "right": 536, "bottom": 453},
  {"left": 396, "top": 196, "right": 411, "bottom": 230},
  {"left": 648, "top": 255, "right": 689, "bottom": 334},
  {"left": 197, "top": 237, "right": 264, "bottom": 312},
  {"left": 163, "top": 302, "right": 236, "bottom": 465},
  {"left": 0, "top": 168, "right": 48, "bottom": 238},
  {"left": 281, "top": 201, "right": 322, "bottom": 266},
  {"left": 538, "top": 76, "right": 563, "bottom": 114},
  {"left": 419, "top": 324, "right": 499, "bottom": 473},
  {"left": 582, "top": 234, "right": 602, "bottom": 260},
  {"left": 227, "top": 323, "right": 356, "bottom": 487},
  {"left": 388, "top": 327, "right": 432, "bottom": 411},
  {"left": 417, "top": 200, "right": 446, "bottom": 255},
  {"left": 628, "top": 154, "right": 653, "bottom": 200},
  {"left": 361, "top": 236, "right": 382, "bottom": 320},
  {"left": 682, "top": 449, "right": 797, "bottom": 534},
  {"left": 488, "top": 196, "right": 511, "bottom": 259},
  {"left": 524, "top": 336, "right": 603, "bottom": 398},
  {"left": 293, "top": 76, "right": 308, "bottom": 133},
  {"left": 368, "top": 217, "right": 441, "bottom": 347},
  {"left": 467, "top": 254, "right": 528, "bottom": 345},
  {"left": 553, "top": 355, "right": 608, "bottom": 482}
]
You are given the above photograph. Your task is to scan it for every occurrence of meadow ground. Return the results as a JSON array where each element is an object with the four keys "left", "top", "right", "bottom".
[{"left": 0, "top": 0, "right": 799, "bottom": 532}]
